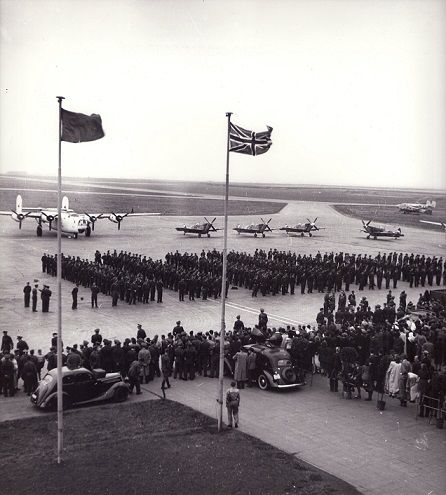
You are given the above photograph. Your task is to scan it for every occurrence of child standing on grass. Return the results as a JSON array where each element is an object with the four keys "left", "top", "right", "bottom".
[{"left": 226, "top": 381, "right": 240, "bottom": 428}]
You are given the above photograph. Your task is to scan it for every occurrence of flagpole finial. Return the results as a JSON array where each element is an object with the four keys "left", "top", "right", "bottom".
[
  {"left": 226, "top": 112, "right": 232, "bottom": 117},
  {"left": 56, "top": 96, "right": 65, "bottom": 102}
]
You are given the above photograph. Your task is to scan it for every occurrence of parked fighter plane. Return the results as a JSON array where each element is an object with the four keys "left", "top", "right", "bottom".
[
  {"left": 233, "top": 218, "right": 273, "bottom": 237},
  {"left": 279, "top": 218, "right": 323, "bottom": 237},
  {"left": 175, "top": 217, "right": 220, "bottom": 237},
  {"left": 397, "top": 200, "right": 436, "bottom": 214},
  {"left": 0, "top": 195, "right": 159, "bottom": 237},
  {"left": 361, "top": 220, "right": 404, "bottom": 240},
  {"left": 420, "top": 219, "right": 446, "bottom": 231}
]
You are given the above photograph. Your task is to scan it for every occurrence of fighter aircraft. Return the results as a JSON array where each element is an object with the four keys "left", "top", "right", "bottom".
[
  {"left": 175, "top": 217, "right": 220, "bottom": 237},
  {"left": 279, "top": 218, "right": 323, "bottom": 237},
  {"left": 0, "top": 194, "right": 159, "bottom": 238},
  {"left": 397, "top": 200, "right": 436, "bottom": 215},
  {"left": 420, "top": 219, "right": 446, "bottom": 231},
  {"left": 361, "top": 220, "right": 404, "bottom": 240},
  {"left": 233, "top": 218, "right": 273, "bottom": 237}
]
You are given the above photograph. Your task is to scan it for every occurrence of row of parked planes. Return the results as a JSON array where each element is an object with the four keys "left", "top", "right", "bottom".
[{"left": 0, "top": 195, "right": 444, "bottom": 239}]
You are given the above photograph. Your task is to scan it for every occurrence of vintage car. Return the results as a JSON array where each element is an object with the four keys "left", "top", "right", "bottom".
[
  {"left": 225, "top": 343, "right": 306, "bottom": 390},
  {"left": 30, "top": 367, "right": 129, "bottom": 410}
]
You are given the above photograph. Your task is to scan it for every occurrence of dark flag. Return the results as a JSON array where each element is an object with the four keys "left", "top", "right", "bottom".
[
  {"left": 229, "top": 122, "right": 272, "bottom": 156},
  {"left": 61, "top": 109, "right": 105, "bottom": 143}
]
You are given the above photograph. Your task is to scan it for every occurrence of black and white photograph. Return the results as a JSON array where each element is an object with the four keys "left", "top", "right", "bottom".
[{"left": 0, "top": 1, "right": 445, "bottom": 494}]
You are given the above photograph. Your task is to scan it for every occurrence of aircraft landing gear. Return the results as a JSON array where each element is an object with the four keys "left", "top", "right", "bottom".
[
  {"left": 86, "top": 226, "right": 91, "bottom": 237},
  {"left": 198, "top": 233, "right": 202, "bottom": 238},
  {"left": 262, "top": 233, "right": 265, "bottom": 238},
  {"left": 37, "top": 225, "right": 43, "bottom": 237},
  {"left": 301, "top": 232, "right": 304, "bottom": 237},
  {"left": 254, "top": 233, "right": 257, "bottom": 238},
  {"left": 373, "top": 236, "right": 377, "bottom": 240},
  {"left": 73, "top": 233, "right": 78, "bottom": 239},
  {"left": 309, "top": 233, "right": 312, "bottom": 237},
  {"left": 367, "top": 235, "right": 370, "bottom": 239},
  {"left": 207, "top": 233, "right": 210, "bottom": 238}
]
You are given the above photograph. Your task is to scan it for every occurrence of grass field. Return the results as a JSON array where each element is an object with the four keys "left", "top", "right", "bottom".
[
  {"left": 332, "top": 204, "right": 446, "bottom": 232},
  {"left": 0, "top": 399, "right": 359, "bottom": 495}
]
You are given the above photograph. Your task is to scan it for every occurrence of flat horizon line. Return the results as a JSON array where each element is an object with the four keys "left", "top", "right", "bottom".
[{"left": 1, "top": 172, "right": 445, "bottom": 193}]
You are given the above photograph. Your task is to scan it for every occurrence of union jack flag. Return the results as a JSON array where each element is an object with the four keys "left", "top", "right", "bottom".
[{"left": 229, "top": 122, "right": 273, "bottom": 156}]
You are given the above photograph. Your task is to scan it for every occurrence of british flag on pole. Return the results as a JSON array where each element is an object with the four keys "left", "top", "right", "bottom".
[{"left": 229, "top": 122, "right": 273, "bottom": 156}]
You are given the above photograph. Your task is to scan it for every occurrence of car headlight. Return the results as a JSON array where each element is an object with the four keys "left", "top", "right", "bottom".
[{"left": 273, "top": 372, "right": 281, "bottom": 380}]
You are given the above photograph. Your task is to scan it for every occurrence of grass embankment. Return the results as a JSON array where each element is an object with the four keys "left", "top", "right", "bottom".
[{"left": 0, "top": 399, "right": 360, "bottom": 495}]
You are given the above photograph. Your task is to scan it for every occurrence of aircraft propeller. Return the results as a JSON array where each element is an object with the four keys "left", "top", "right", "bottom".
[
  {"left": 11, "top": 210, "right": 31, "bottom": 229},
  {"left": 111, "top": 212, "right": 129, "bottom": 230},
  {"left": 84, "top": 213, "right": 103, "bottom": 231},
  {"left": 42, "top": 212, "right": 57, "bottom": 231},
  {"left": 307, "top": 217, "right": 319, "bottom": 230}
]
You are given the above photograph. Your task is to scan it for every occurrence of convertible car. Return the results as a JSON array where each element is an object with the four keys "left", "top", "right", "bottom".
[
  {"left": 30, "top": 367, "right": 129, "bottom": 410},
  {"left": 226, "top": 343, "right": 306, "bottom": 390}
]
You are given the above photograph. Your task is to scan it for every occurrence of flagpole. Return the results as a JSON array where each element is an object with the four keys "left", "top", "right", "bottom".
[
  {"left": 217, "top": 112, "right": 232, "bottom": 432},
  {"left": 56, "top": 95, "right": 65, "bottom": 464}
]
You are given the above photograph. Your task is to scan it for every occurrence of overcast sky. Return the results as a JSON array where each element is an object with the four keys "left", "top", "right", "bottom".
[{"left": 1, "top": 0, "right": 445, "bottom": 189}]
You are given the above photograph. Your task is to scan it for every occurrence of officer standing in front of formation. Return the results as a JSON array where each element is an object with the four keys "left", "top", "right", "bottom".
[
  {"left": 32, "top": 284, "right": 38, "bottom": 312},
  {"left": 40, "top": 285, "right": 52, "bottom": 312},
  {"left": 91, "top": 282, "right": 99, "bottom": 308},
  {"left": 23, "top": 282, "right": 31, "bottom": 308},
  {"left": 71, "top": 285, "right": 79, "bottom": 310}
]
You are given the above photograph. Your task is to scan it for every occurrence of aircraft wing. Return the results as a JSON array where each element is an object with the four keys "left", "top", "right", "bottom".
[
  {"left": 88, "top": 212, "right": 160, "bottom": 219},
  {"left": 420, "top": 220, "right": 445, "bottom": 227},
  {"left": 0, "top": 210, "right": 43, "bottom": 219}
]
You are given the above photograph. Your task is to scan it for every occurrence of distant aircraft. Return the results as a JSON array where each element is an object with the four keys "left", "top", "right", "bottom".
[
  {"left": 175, "top": 217, "right": 220, "bottom": 237},
  {"left": 361, "top": 220, "right": 404, "bottom": 240},
  {"left": 233, "top": 218, "right": 273, "bottom": 238},
  {"left": 397, "top": 200, "right": 436, "bottom": 215},
  {"left": 0, "top": 194, "right": 159, "bottom": 238},
  {"left": 420, "top": 219, "right": 446, "bottom": 231},
  {"left": 279, "top": 218, "right": 323, "bottom": 237}
]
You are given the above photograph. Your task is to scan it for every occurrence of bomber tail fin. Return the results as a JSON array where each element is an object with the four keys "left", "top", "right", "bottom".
[
  {"left": 16, "top": 195, "right": 23, "bottom": 214},
  {"left": 62, "top": 196, "right": 69, "bottom": 210}
]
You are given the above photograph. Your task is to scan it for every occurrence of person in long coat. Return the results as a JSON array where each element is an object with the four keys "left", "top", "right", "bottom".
[
  {"left": 385, "top": 355, "right": 401, "bottom": 397},
  {"left": 233, "top": 349, "right": 247, "bottom": 389}
]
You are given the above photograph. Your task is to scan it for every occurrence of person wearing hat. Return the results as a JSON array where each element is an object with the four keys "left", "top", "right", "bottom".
[
  {"left": 233, "top": 315, "right": 244, "bottom": 332},
  {"left": 23, "top": 282, "right": 31, "bottom": 308},
  {"left": 0, "top": 353, "right": 15, "bottom": 397},
  {"left": 136, "top": 324, "right": 146, "bottom": 340},
  {"left": 40, "top": 285, "right": 52, "bottom": 312},
  {"left": 71, "top": 284, "right": 79, "bottom": 310},
  {"left": 258, "top": 308, "right": 268, "bottom": 331},
  {"left": 32, "top": 284, "right": 38, "bottom": 312},
  {"left": 91, "top": 328, "right": 102, "bottom": 346},
  {"left": 16, "top": 336, "right": 29, "bottom": 356},
  {"left": 173, "top": 321, "right": 184, "bottom": 336},
  {"left": 1, "top": 331, "right": 13, "bottom": 354}
]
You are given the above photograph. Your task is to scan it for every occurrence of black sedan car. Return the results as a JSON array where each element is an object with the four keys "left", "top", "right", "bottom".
[
  {"left": 30, "top": 367, "right": 129, "bottom": 410},
  {"left": 226, "top": 343, "right": 306, "bottom": 390}
]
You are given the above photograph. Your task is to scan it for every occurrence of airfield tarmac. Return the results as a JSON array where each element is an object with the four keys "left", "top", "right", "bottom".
[{"left": 0, "top": 192, "right": 445, "bottom": 495}]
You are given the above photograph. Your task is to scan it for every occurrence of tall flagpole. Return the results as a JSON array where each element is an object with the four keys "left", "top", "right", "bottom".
[
  {"left": 217, "top": 112, "right": 232, "bottom": 432},
  {"left": 56, "top": 95, "right": 65, "bottom": 464}
]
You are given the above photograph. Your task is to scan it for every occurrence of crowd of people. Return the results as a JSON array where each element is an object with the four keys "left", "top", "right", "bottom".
[
  {"left": 40, "top": 249, "right": 445, "bottom": 308},
  {"left": 2, "top": 291, "right": 446, "bottom": 418}
]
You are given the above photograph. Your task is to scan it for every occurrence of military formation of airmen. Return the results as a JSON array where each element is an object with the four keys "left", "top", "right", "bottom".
[{"left": 41, "top": 249, "right": 445, "bottom": 306}]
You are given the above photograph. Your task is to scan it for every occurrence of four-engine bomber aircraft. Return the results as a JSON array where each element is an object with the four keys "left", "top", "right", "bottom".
[
  {"left": 175, "top": 217, "right": 220, "bottom": 237},
  {"left": 279, "top": 217, "right": 323, "bottom": 237},
  {"left": 233, "top": 218, "right": 273, "bottom": 237},
  {"left": 361, "top": 220, "right": 404, "bottom": 240},
  {"left": 397, "top": 200, "right": 436, "bottom": 214},
  {"left": 0, "top": 195, "right": 159, "bottom": 238}
]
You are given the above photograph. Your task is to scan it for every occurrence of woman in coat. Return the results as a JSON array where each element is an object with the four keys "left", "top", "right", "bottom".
[{"left": 233, "top": 349, "right": 247, "bottom": 389}]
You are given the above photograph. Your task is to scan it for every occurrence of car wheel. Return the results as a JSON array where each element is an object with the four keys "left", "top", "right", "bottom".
[
  {"left": 46, "top": 395, "right": 71, "bottom": 411},
  {"left": 257, "top": 374, "right": 269, "bottom": 390},
  {"left": 113, "top": 386, "right": 129, "bottom": 403}
]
